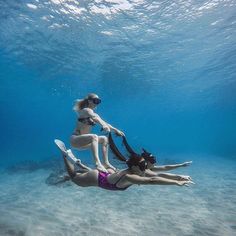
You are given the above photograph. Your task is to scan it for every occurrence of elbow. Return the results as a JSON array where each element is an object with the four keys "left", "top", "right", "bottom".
[
  {"left": 92, "top": 117, "right": 99, "bottom": 123},
  {"left": 92, "top": 116, "right": 102, "bottom": 123},
  {"left": 148, "top": 178, "right": 157, "bottom": 185}
]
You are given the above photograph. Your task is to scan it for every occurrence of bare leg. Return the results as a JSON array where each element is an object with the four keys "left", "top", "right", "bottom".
[
  {"left": 67, "top": 149, "right": 91, "bottom": 171},
  {"left": 62, "top": 153, "right": 99, "bottom": 187},
  {"left": 70, "top": 134, "right": 107, "bottom": 172},
  {"left": 55, "top": 139, "right": 90, "bottom": 174},
  {"left": 98, "top": 136, "right": 116, "bottom": 170}
]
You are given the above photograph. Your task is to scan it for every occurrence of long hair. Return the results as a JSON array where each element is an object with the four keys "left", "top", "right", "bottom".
[
  {"left": 122, "top": 136, "right": 138, "bottom": 155},
  {"left": 108, "top": 133, "right": 127, "bottom": 162},
  {"left": 73, "top": 99, "right": 89, "bottom": 113},
  {"left": 108, "top": 133, "right": 143, "bottom": 169},
  {"left": 110, "top": 133, "right": 156, "bottom": 165}
]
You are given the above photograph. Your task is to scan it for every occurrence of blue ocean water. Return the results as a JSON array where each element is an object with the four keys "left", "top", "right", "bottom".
[{"left": 0, "top": 0, "right": 236, "bottom": 235}]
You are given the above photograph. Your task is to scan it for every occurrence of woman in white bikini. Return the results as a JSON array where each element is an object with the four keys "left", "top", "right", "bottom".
[{"left": 70, "top": 93, "right": 124, "bottom": 173}]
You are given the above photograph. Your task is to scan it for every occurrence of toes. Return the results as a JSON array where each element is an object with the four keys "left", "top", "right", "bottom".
[{"left": 96, "top": 165, "right": 108, "bottom": 173}]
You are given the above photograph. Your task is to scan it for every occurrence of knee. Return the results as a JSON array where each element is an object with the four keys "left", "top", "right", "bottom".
[
  {"left": 99, "top": 136, "right": 108, "bottom": 145},
  {"left": 91, "top": 134, "right": 98, "bottom": 142},
  {"left": 70, "top": 136, "right": 77, "bottom": 147}
]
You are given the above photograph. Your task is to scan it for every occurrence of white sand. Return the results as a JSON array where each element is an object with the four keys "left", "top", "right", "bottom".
[{"left": 0, "top": 156, "right": 235, "bottom": 236}]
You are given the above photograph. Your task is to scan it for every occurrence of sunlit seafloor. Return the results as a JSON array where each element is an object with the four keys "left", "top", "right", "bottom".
[{"left": 0, "top": 155, "right": 235, "bottom": 236}]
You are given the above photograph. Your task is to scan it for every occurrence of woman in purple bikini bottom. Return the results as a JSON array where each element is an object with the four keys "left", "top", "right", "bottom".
[{"left": 55, "top": 140, "right": 193, "bottom": 191}]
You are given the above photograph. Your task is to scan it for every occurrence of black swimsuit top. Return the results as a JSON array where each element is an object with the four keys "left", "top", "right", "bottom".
[{"left": 78, "top": 117, "right": 96, "bottom": 126}]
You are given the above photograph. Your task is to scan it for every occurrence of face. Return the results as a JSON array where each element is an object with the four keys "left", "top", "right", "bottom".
[
  {"left": 87, "top": 95, "right": 101, "bottom": 109},
  {"left": 146, "top": 161, "right": 155, "bottom": 169},
  {"left": 141, "top": 150, "right": 156, "bottom": 169}
]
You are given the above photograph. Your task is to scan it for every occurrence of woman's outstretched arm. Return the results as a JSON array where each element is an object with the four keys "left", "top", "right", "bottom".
[
  {"left": 151, "top": 161, "right": 192, "bottom": 172},
  {"left": 84, "top": 108, "right": 124, "bottom": 135},
  {"left": 145, "top": 170, "right": 192, "bottom": 181},
  {"left": 125, "top": 174, "right": 193, "bottom": 186},
  {"left": 106, "top": 123, "right": 124, "bottom": 136},
  {"left": 156, "top": 173, "right": 192, "bottom": 181},
  {"left": 144, "top": 169, "right": 159, "bottom": 177}
]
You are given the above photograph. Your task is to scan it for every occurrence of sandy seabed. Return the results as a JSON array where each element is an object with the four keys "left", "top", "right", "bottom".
[{"left": 0, "top": 155, "right": 235, "bottom": 236}]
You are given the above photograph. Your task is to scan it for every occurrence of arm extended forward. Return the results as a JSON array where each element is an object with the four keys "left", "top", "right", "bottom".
[
  {"left": 125, "top": 174, "right": 192, "bottom": 186},
  {"left": 151, "top": 161, "right": 192, "bottom": 172}
]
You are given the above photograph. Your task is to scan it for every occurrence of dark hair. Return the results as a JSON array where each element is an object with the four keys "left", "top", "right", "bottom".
[
  {"left": 80, "top": 99, "right": 89, "bottom": 110},
  {"left": 126, "top": 155, "right": 144, "bottom": 169},
  {"left": 122, "top": 136, "right": 156, "bottom": 165},
  {"left": 141, "top": 148, "right": 156, "bottom": 164},
  {"left": 108, "top": 133, "right": 144, "bottom": 169}
]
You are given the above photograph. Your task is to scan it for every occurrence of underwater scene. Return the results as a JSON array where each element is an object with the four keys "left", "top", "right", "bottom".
[{"left": 0, "top": 0, "right": 236, "bottom": 235}]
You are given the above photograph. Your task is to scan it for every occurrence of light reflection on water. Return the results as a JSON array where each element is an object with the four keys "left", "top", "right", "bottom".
[{"left": 1, "top": 0, "right": 236, "bottom": 81}]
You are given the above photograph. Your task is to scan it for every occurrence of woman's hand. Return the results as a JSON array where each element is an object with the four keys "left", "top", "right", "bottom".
[
  {"left": 181, "top": 161, "right": 192, "bottom": 167},
  {"left": 102, "top": 125, "right": 111, "bottom": 132},
  {"left": 177, "top": 175, "right": 192, "bottom": 181},
  {"left": 177, "top": 180, "right": 195, "bottom": 187},
  {"left": 115, "top": 129, "right": 125, "bottom": 136}
]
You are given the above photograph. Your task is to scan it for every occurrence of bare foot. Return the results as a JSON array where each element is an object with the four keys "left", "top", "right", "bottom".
[
  {"left": 96, "top": 164, "right": 108, "bottom": 173},
  {"left": 104, "top": 163, "right": 117, "bottom": 171}
]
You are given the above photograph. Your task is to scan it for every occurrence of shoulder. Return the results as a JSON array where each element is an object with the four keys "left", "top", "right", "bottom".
[
  {"left": 124, "top": 174, "right": 151, "bottom": 184},
  {"left": 81, "top": 108, "right": 95, "bottom": 115},
  {"left": 82, "top": 107, "right": 93, "bottom": 112}
]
